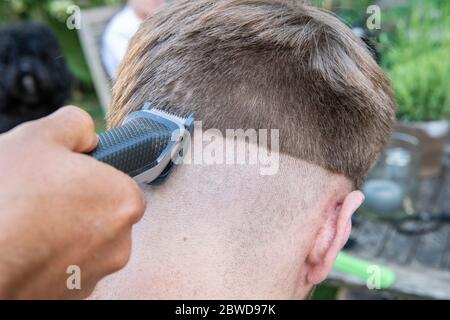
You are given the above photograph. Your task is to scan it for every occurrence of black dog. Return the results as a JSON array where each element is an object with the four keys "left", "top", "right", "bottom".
[{"left": 0, "top": 22, "right": 73, "bottom": 133}]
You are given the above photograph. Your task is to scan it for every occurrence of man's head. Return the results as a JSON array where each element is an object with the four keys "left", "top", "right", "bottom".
[{"left": 93, "top": 0, "right": 396, "bottom": 299}]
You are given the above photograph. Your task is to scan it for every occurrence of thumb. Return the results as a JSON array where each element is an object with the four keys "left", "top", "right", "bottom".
[{"left": 36, "top": 106, "right": 99, "bottom": 153}]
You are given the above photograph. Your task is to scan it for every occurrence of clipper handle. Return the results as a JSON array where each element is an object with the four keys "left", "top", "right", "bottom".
[{"left": 90, "top": 117, "right": 173, "bottom": 178}]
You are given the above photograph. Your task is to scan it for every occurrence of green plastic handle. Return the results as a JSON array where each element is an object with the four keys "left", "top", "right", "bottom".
[{"left": 333, "top": 252, "right": 396, "bottom": 289}]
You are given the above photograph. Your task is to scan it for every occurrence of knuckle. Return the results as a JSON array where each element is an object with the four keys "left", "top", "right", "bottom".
[
  {"left": 111, "top": 241, "right": 132, "bottom": 271},
  {"left": 64, "top": 106, "right": 95, "bottom": 132},
  {"left": 118, "top": 181, "right": 146, "bottom": 223},
  {"left": 61, "top": 105, "right": 87, "bottom": 118},
  {"left": 114, "top": 253, "right": 131, "bottom": 271}
]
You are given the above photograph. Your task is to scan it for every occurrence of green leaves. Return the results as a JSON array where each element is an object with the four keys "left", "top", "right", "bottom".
[
  {"left": 312, "top": 0, "right": 450, "bottom": 122},
  {"left": 380, "top": 0, "right": 450, "bottom": 121}
]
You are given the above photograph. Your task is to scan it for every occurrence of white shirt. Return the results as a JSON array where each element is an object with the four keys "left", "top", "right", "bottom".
[{"left": 101, "top": 6, "right": 143, "bottom": 79}]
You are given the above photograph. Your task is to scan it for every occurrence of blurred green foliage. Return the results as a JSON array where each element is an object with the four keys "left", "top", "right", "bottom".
[
  {"left": 314, "top": 0, "right": 450, "bottom": 121},
  {"left": 311, "top": 0, "right": 376, "bottom": 26},
  {"left": 380, "top": 0, "right": 450, "bottom": 121},
  {"left": 312, "top": 284, "right": 339, "bottom": 300}
]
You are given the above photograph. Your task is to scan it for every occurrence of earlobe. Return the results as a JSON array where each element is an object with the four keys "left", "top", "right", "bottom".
[{"left": 306, "top": 191, "right": 365, "bottom": 285}]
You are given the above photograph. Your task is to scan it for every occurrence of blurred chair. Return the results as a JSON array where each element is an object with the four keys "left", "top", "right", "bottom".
[{"left": 78, "top": 6, "right": 119, "bottom": 113}]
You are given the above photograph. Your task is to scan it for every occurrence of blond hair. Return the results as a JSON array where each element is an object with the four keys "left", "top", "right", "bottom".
[{"left": 109, "top": 0, "right": 396, "bottom": 187}]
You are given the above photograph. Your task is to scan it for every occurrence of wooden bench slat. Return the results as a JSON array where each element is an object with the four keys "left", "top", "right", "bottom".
[
  {"left": 350, "top": 219, "right": 390, "bottom": 259},
  {"left": 411, "top": 225, "right": 450, "bottom": 269},
  {"left": 378, "top": 226, "right": 419, "bottom": 265}
]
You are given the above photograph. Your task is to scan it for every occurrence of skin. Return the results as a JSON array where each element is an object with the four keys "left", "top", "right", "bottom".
[
  {"left": 0, "top": 106, "right": 146, "bottom": 299},
  {"left": 129, "top": 0, "right": 164, "bottom": 20},
  {"left": 91, "top": 133, "right": 364, "bottom": 299}
]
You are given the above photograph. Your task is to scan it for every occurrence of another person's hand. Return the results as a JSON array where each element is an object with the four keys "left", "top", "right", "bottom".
[{"left": 0, "top": 106, "right": 146, "bottom": 299}]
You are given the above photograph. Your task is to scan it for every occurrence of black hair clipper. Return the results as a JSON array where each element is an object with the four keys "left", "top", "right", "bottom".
[{"left": 90, "top": 102, "right": 194, "bottom": 185}]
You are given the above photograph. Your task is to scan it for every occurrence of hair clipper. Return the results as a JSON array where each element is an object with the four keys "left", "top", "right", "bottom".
[{"left": 89, "top": 102, "right": 194, "bottom": 185}]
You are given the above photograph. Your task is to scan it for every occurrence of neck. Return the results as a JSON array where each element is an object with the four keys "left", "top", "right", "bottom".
[
  {"left": 92, "top": 158, "right": 319, "bottom": 299},
  {"left": 130, "top": 163, "right": 314, "bottom": 299}
]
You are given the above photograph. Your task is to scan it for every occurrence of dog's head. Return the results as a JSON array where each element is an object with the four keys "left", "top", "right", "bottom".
[{"left": 0, "top": 22, "right": 74, "bottom": 133}]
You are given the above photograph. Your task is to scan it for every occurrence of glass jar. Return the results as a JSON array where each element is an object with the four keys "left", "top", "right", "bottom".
[{"left": 361, "top": 132, "right": 421, "bottom": 220}]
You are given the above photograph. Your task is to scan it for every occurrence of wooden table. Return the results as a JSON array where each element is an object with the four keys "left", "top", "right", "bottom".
[{"left": 327, "top": 150, "right": 450, "bottom": 299}]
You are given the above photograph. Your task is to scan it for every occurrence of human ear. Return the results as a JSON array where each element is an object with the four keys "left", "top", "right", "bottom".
[{"left": 305, "top": 191, "right": 365, "bottom": 285}]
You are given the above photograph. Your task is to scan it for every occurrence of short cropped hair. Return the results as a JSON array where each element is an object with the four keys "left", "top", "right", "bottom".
[{"left": 108, "top": 0, "right": 396, "bottom": 187}]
